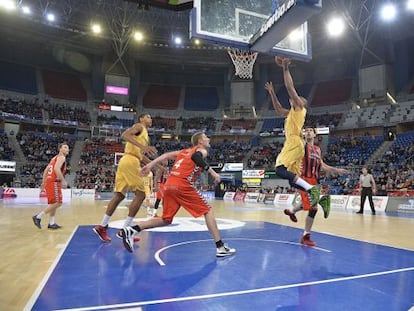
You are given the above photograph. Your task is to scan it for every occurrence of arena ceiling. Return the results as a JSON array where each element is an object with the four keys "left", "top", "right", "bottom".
[{"left": 0, "top": 0, "right": 413, "bottom": 75}]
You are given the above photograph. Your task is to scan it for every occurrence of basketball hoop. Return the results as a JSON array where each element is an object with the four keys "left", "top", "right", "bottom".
[{"left": 227, "top": 47, "right": 258, "bottom": 79}]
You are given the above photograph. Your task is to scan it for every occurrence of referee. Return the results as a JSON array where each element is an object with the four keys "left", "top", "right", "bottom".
[{"left": 357, "top": 167, "right": 377, "bottom": 215}]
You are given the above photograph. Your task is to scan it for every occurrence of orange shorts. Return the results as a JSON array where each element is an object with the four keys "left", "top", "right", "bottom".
[
  {"left": 161, "top": 185, "right": 211, "bottom": 223},
  {"left": 44, "top": 181, "right": 62, "bottom": 204},
  {"left": 299, "top": 177, "right": 318, "bottom": 211}
]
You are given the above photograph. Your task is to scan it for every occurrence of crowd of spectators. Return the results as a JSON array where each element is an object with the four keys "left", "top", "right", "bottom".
[
  {"left": 181, "top": 117, "right": 217, "bottom": 134},
  {"left": 74, "top": 138, "right": 116, "bottom": 191},
  {"left": 46, "top": 103, "right": 91, "bottom": 126},
  {"left": 247, "top": 142, "right": 283, "bottom": 169},
  {"left": 0, "top": 132, "right": 14, "bottom": 161},
  {"left": 209, "top": 140, "right": 251, "bottom": 165},
  {"left": 1, "top": 94, "right": 91, "bottom": 126},
  {"left": 305, "top": 113, "right": 342, "bottom": 129},
  {"left": 2, "top": 100, "right": 414, "bottom": 196},
  {"left": 0, "top": 96, "right": 43, "bottom": 120}
]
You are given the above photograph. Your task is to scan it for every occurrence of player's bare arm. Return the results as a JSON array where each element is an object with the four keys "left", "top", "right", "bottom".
[
  {"left": 121, "top": 123, "right": 157, "bottom": 155},
  {"left": 278, "top": 57, "right": 305, "bottom": 110},
  {"left": 321, "top": 161, "right": 350, "bottom": 175},
  {"left": 265, "top": 81, "right": 289, "bottom": 116},
  {"left": 192, "top": 148, "right": 220, "bottom": 183},
  {"left": 140, "top": 151, "right": 180, "bottom": 176}
]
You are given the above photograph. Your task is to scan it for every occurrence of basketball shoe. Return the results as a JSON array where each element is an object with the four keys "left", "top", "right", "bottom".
[
  {"left": 116, "top": 230, "right": 140, "bottom": 242},
  {"left": 121, "top": 227, "right": 139, "bottom": 252},
  {"left": 284, "top": 209, "right": 298, "bottom": 222},
  {"left": 307, "top": 185, "right": 321, "bottom": 207},
  {"left": 48, "top": 223, "right": 62, "bottom": 230},
  {"left": 216, "top": 244, "right": 236, "bottom": 257},
  {"left": 300, "top": 233, "right": 316, "bottom": 247},
  {"left": 32, "top": 215, "right": 41, "bottom": 229},
  {"left": 319, "top": 195, "right": 331, "bottom": 219},
  {"left": 93, "top": 225, "right": 111, "bottom": 242}
]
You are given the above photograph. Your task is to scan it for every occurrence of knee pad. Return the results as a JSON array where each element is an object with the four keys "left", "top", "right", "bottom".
[
  {"left": 275, "top": 165, "right": 296, "bottom": 183},
  {"left": 308, "top": 208, "right": 317, "bottom": 219}
]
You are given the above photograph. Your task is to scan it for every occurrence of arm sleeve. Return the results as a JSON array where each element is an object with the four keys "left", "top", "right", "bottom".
[{"left": 191, "top": 151, "right": 210, "bottom": 171}]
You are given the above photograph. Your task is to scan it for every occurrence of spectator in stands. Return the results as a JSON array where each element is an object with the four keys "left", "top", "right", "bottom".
[
  {"left": 377, "top": 184, "right": 388, "bottom": 196},
  {"left": 356, "top": 167, "right": 377, "bottom": 215},
  {"left": 283, "top": 127, "right": 349, "bottom": 246},
  {"left": 119, "top": 132, "right": 235, "bottom": 257},
  {"left": 32, "top": 142, "right": 70, "bottom": 230},
  {"left": 265, "top": 56, "right": 320, "bottom": 207},
  {"left": 93, "top": 113, "right": 158, "bottom": 242}
]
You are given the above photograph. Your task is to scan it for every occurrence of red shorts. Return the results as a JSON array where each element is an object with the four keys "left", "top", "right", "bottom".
[
  {"left": 44, "top": 181, "right": 62, "bottom": 204},
  {"left": 161, "top": 185, "right": 211, "bottom": 223},
  {"left": 156, "top": 183, "right": 165, "bottom": 200},
  {"left": 299, "top": 177, "right": 318, "bottom": 211}
]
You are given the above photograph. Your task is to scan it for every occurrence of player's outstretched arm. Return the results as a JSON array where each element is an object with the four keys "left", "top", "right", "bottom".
[
  {"left": 265, "top": 81, "right": 289, "bottom": 116},
  {"left": 141, "top": 151, "right": 180, "bottom": 176},
  {"left": 278, "top": 57, "right": 305, "bottom": 110}
]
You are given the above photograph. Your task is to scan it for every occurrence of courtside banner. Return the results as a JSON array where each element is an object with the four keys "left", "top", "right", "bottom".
[
  {"left": 72, "top": 189, "right": 95, "bottom": 199},
  {"left": 233, "top": 191, "right": 246, "bottom": 202},
  {"left": 274, "top": 193, "right": 295, "bottom": 206},
  {"left": 201, "top": 191, "right": 215, "bottom": 201},
  {"left": 223, "top": 192, "right": 236, "bottom": 201},
  {"left": 0, "top": 160, "right": 16, "bottom": 172},
  {"left": 1, "top": 188, "right": 71, "bottom": 201},
  {"left": 245, "top": 192, "right": 260, "bottom": 203},
  {"left": 221, "top": 163, "right": 243, "bottom": 172},
  {"left": 242, "top": 170, "right": 265, "bottom": 178},
  {"left": 346, "top": 195, "right": 389, "bottom": 212},
  {"left": 330, "top": 195, "right": 349, "bottom": 210},
  {"left": 264, "top": 193, "right": 276, "bottom": 204},
  {"left": 396, "top": 198, "right": 414, "bottom": 211}
]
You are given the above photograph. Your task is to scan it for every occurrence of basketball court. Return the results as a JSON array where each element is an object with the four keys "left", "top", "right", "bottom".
[
  {"left": 2, "top": 1, "right": 414, "bottom": 310},
  {"left": 12, "top": 199, "right": 413, "bottom": 311}
]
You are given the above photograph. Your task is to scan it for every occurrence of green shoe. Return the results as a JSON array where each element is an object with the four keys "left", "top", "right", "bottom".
[
  {"left": 307, "top": 185, "right": 321, "bottom": 207},
  {"left": 319, "top": 195, "right": 331, "bottom": 219}
]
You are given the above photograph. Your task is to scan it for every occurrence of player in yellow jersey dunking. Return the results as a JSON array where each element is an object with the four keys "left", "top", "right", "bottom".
[
  {"left": 93, "top": 113, "right": 158, "bottom": 242},
  {"left": 265, "top": 56, "right": 320, "bottom": 206}
]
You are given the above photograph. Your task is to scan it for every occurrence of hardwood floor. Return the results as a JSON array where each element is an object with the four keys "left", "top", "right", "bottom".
[{"left": 1, "top": 198, "right": 413, "bottom": 311}]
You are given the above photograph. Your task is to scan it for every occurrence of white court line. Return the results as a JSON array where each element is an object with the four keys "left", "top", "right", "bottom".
[
  {"left": 23, "top": 226, "right": 79, "bottom": 311},
  {"left": 54, "top": 266, "right": 414, "bottom": 311},
  {"left": 155, "top": 238, "right": 331, "bottom": 266}
]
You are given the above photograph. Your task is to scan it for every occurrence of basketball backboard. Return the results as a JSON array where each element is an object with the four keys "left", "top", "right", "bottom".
[{"left": 190, "top": 0, "right": 322, "bottom": 61}]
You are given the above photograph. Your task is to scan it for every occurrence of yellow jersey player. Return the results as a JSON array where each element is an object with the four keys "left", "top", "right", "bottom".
[
  {"left": 265, "top": 56, "right": 320, "bottom": 207},
  {"left": 93, "top": 113, "right": 157, "bottom": 242}
]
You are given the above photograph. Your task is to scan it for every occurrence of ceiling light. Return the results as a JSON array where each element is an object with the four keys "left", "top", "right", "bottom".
[
  {"left": 380, "top": 3, "right": 397, "bottom": 21},
  {"left": 327, "top": 17, "right": 345, "bottom": 36}
]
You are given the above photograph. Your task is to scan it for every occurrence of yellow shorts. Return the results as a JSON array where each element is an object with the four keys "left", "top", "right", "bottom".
[
  {"left": 114, "top": 154, "right": 145, "bottom": 195},
  {"left": 275, "top": 136, "right": 304, "bottom": 176}
]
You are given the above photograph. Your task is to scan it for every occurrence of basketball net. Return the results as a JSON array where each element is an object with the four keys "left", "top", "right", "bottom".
[{"left": 227, "top": 48, "right": 258, "bottom": 79}]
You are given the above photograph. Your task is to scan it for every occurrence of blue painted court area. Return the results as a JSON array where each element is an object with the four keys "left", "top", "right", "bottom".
[{"left": 26, "top": 221, "right": 414, "bottom": 311}]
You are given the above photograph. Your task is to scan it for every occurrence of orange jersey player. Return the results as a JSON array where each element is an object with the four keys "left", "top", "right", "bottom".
[
  {"left": 120, "top": 132, "right": 236, "bottom": 257},
  {"left": 32, "top": 142, "right": 70, "bottom": 230}
]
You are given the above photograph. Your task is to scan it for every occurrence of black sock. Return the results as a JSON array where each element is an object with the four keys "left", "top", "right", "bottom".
[
  {"left": 132, "top": 225, "right": 142, "bottom": 232},
  {"left": 215, "top": 240, "right": 224, "bottom": 248}
]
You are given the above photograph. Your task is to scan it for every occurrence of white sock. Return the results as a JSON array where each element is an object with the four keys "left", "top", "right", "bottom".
[
  {"left": 101, "top": 215, "right": 111, "bottom": 226},
  {"left": 49, "top": 216, "right": 55, "bottom": 225},
  {"left": 303, "top": 231, "right": 310, "bottom": 235},
  {"left": 124, "top": 216, "right": 134, "bottom": 227},
  {"left": 37, "top": 211, "right": 45, "bottom": 219},
  {"left": 295, "top": 177, "right": 312, "bottom": 191}
]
